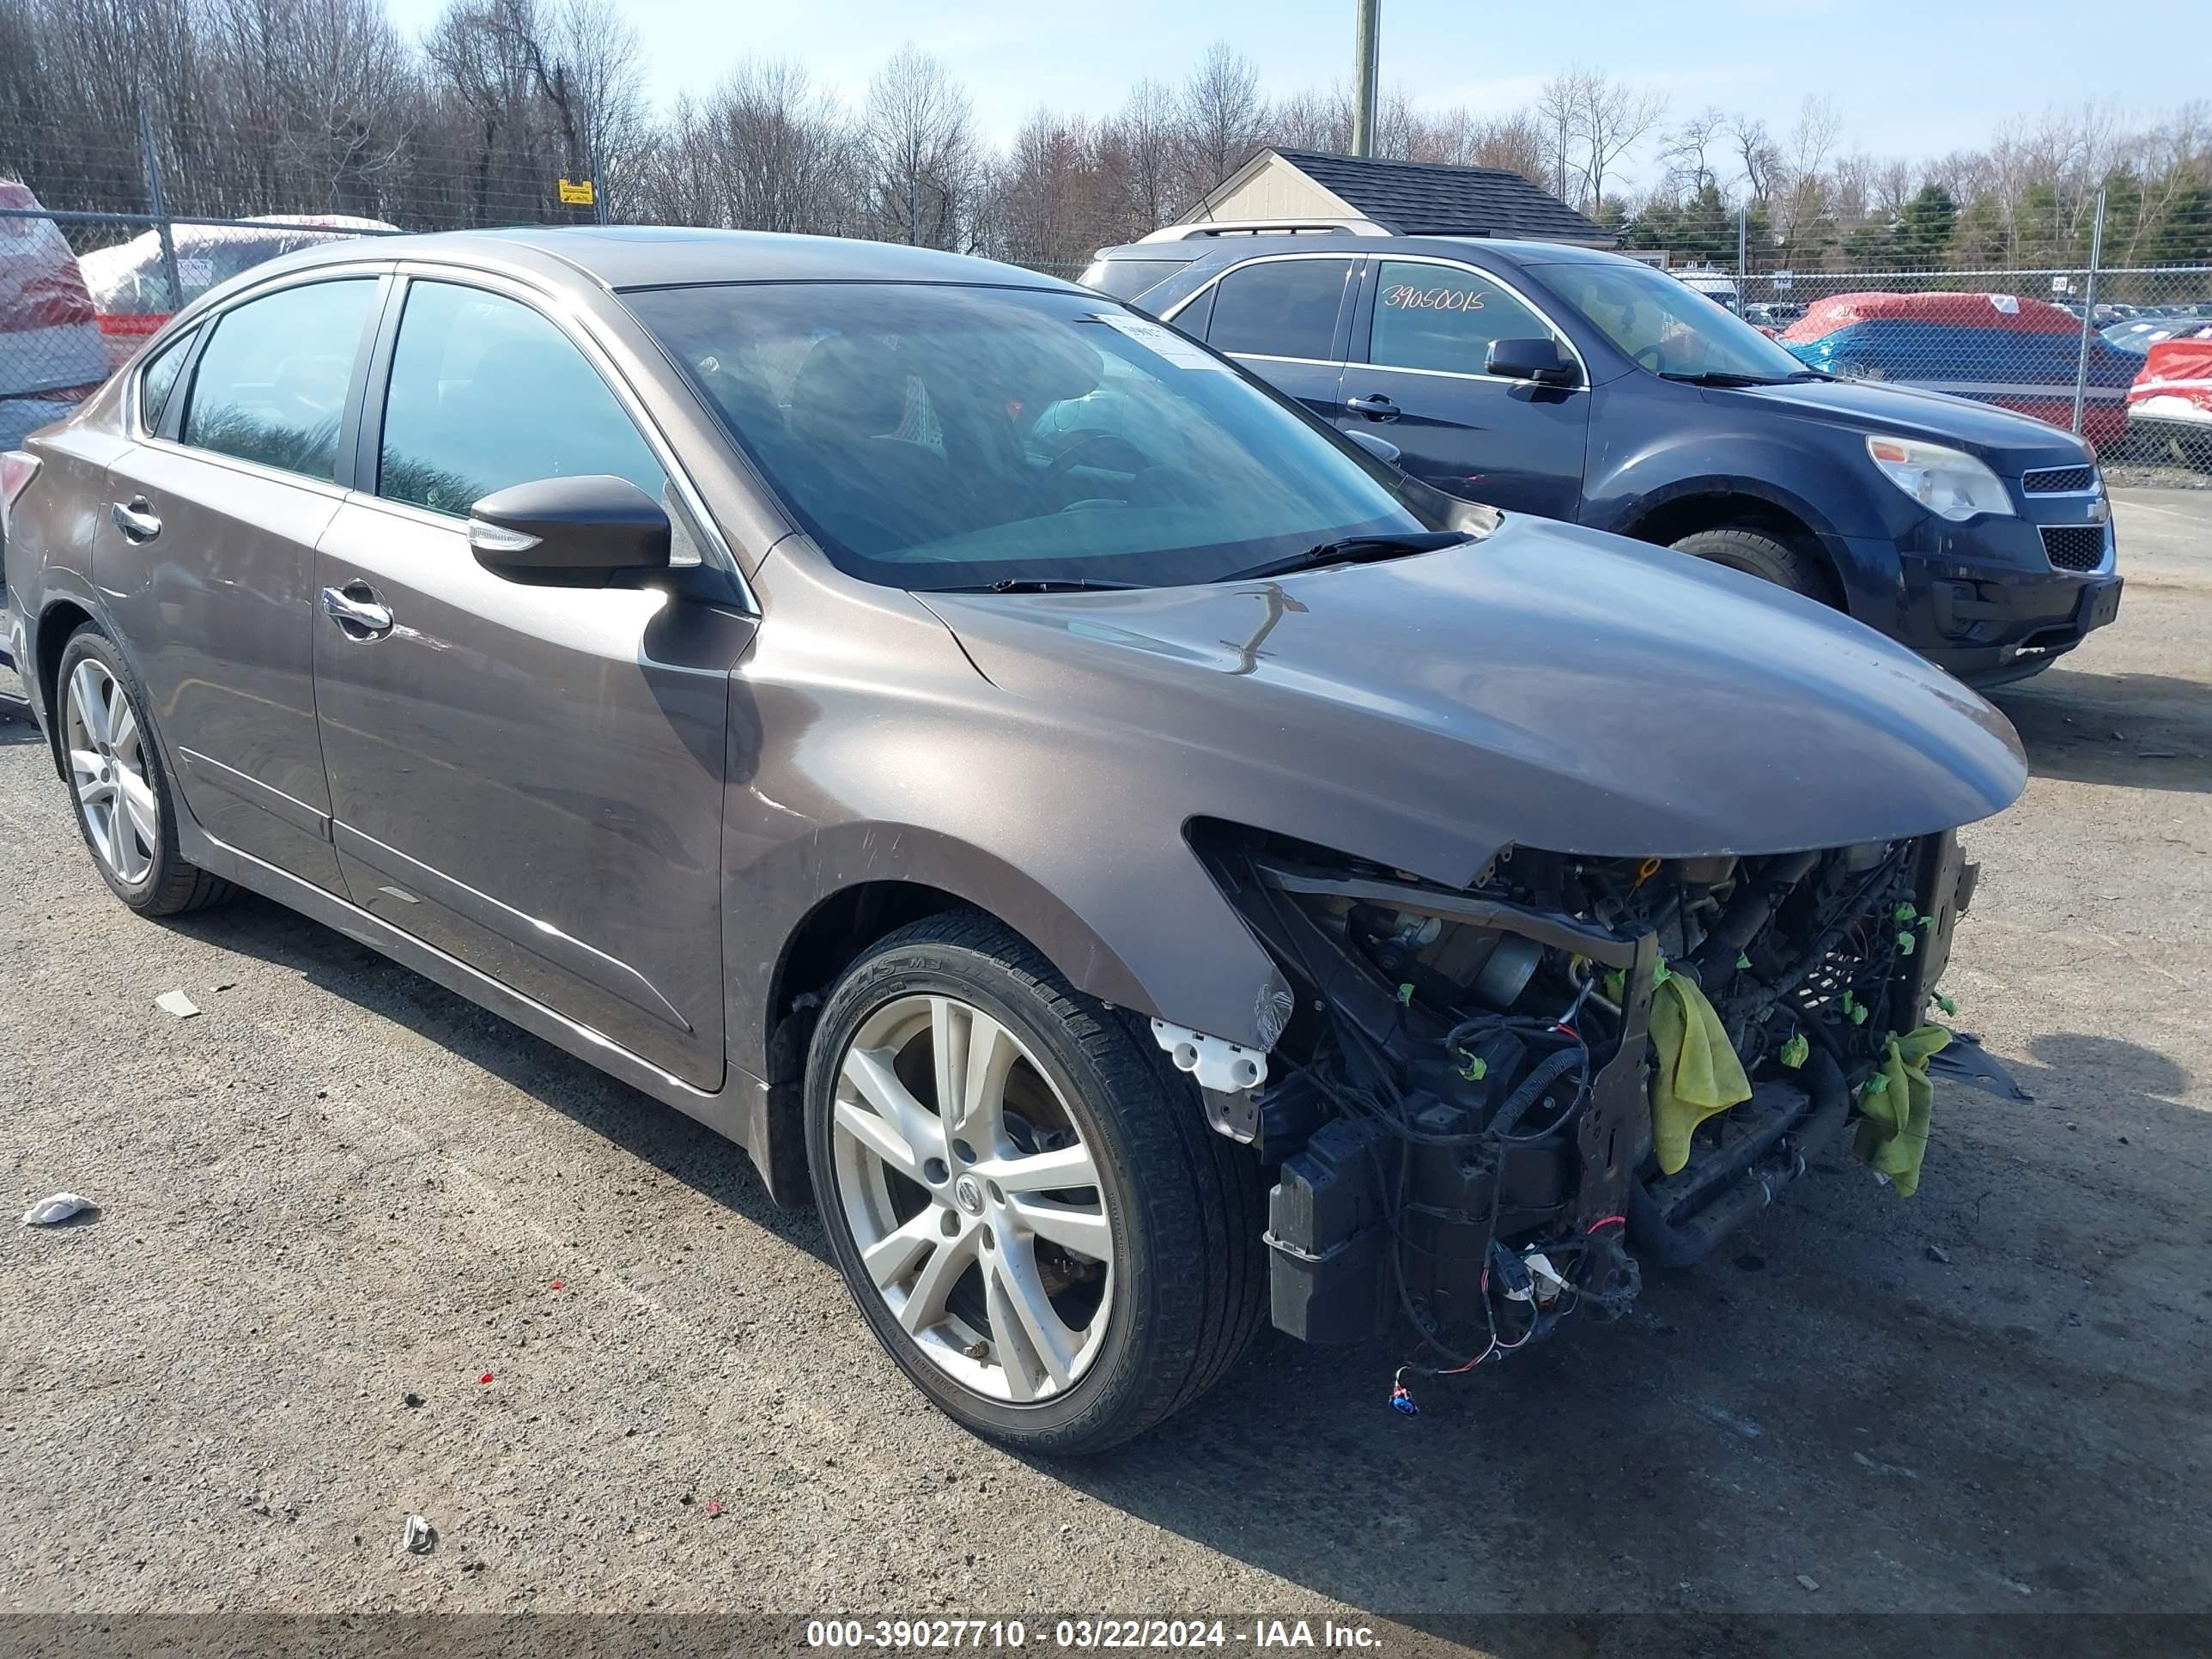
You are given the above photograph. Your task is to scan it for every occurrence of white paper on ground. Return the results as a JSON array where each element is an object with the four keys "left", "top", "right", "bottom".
[
  {"left": 155, "top": 990, "right": 200, "bottom": 1018},
  {"left": 22, "top": 1192, "right": 93, "bottom": 1226}
]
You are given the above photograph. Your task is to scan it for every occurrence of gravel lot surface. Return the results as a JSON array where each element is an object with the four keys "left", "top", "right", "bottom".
[{"left": 2, "top": 492, "right": 2207, "bottom": 1652}]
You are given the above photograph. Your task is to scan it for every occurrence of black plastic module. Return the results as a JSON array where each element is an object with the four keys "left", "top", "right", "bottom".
[{"left": 1265, "top": 1115, "right": 1390, "bottom": 1343}]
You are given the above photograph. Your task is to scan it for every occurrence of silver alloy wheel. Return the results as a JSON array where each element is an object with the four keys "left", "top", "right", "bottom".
[
  {"left": 64, "top": 658, "right": 157, "bottom": 886},
  {"left": 831, "top": 994, "right": 1115, "bottom": 1403}
]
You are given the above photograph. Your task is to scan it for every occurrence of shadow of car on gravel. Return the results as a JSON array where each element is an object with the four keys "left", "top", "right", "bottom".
[
  {"left": 1993, "top": 665, "right": 2212, "bottom": 795},
  {"left": 163, "top": 887, "right": 829, "bottom": 1267}
]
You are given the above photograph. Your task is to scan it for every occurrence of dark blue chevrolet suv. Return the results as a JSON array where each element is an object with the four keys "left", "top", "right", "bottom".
[{"left": 1112, "top": 237, "right": 2122, "bottom": 687}]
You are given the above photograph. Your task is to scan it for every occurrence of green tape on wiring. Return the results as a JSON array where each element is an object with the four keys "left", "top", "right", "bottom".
[
  {"left": 1457, "top": 1050, "right": 1487, "bottom": 1082},
  {"left": 1896, "top": 930, "right": 1916, "bottom": 957},
  {"left": 1779, "top": 1032, "right": 1809, "bottom": 1069}
]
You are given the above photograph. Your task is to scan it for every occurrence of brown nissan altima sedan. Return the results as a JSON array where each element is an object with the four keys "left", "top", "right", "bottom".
[{"left": 0, "top": 228, "right": 2027, "bottom": 1451}]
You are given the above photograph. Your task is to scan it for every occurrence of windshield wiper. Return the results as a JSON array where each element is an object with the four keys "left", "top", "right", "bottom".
[
  {"left": 1657, "top": 369, "right": 1790, "bottom": 386},
  {"left": 942, "top": 576, "right": 1145, "bottom": 594},
  {"left": 1216, "top": 532, "right": 1470, "bottom": 584}
]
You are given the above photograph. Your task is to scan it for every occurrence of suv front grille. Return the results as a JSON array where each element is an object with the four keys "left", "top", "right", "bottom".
[
  {"left": 2023, "top": 465, "right": 2095, "bottom": 493},
  {"left": 2041, "top": 525, "right": 2106, "bottom": 571}
]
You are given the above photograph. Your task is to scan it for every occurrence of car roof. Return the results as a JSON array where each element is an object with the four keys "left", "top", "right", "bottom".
[
  {"left": 261, "top": 224, "right": 1085, "bottom": 293},
  {"left": 1103, "top": 233, "right": 1641, "bottom": 270}
]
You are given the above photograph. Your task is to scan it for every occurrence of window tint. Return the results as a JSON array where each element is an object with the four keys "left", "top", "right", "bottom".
[
  {"left": 181, "top": 280, "right": 374, "bottom": 481},
  {"left": 138, "top": 325, "right": 196, "bottom": 430},
  {"left": 1204, "top": 259, "right": 1352, "bottom": 360},
  {"left": 1369, "top": 262, "right": 1559, "bottom": 376},
  {"left": 377, "top": 281, "right": 665, "bottom": 518}
]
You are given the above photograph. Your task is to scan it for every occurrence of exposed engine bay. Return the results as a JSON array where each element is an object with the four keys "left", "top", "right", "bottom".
[{"left": 1186, "top": 823, "right": 1978, "bottom": 1376}]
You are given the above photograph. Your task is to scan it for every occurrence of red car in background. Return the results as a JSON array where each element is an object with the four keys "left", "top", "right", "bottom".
[
  {"left": 76, "top": 213, "right": 396, "bottom": 368},
  {"left": 0, "top": 180, "right": 107, "bottom": 451},
  {"left": 2126, "top": 333, "right": 2212, "bottom": 467}
]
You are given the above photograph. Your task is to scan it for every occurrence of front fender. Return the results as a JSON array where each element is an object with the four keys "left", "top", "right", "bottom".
[{"left": 722, "top": 817, "right": 1285, "bottom": 1081}]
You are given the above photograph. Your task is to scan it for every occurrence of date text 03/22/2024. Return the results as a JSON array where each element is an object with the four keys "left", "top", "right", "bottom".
[{"left": 803, "top": 1620, "right": 1384, "bottom": 1650}]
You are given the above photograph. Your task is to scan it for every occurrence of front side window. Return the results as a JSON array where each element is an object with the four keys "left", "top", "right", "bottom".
[
  {"left": 1538, "top": 260, "right": 1815, "bottom": 381},
  {"left": 377, "top": 281, "right": 665, "bottom": 517},
  {"left": 138, "top": 325, "right": 197, "bottom": 429},
  {"left": 628, "top": 281, "right": 1419, "bottom": 592},
  {"left": 1203, "top": 258, "right": 1353, "bottom": 360},
  {"left": 180, "top": 279, "right": 376, "bottom": 481},
  {"left": 1369, "top": 261, "right": 1562, "bottom": 377}
]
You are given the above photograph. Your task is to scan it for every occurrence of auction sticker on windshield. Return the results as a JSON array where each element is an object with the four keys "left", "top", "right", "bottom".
[{"left": 1088, "top": 312, "right": 1229, "bottom": 370}]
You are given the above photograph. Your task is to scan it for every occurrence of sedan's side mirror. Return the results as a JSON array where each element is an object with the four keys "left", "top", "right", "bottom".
[
  {"left": 1343, "top": 428, "right": 1402, "bottom": 467},
  {"left": 1486, "top": 337, "right": 1577, "bottom": 386},
  {"left": 467, "top": 475, "right": 672, "bottom": 584}
]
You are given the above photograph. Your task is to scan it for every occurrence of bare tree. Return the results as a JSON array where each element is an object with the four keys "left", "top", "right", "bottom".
[
  {"left": 860, "top": 42, "right": 976, "bottom": 248},
  {"left": 1724, "top": 111, "right": 1778, "bottom": 210},
  {"left": 1535, "top": 70, "right": 1589, "bottom": 203},
  {"left": 1662, "top": 105, "right": 1729, "bottom": 198},
  {"left": 1178, "top": 40, "right": 1266, "bottom": 204},
  {"left": 1570, "top": 72, "right": 1666, "bottom": 214},
  {"left": 1103, "top": 76, "right": 1181, "bottom": 228}
]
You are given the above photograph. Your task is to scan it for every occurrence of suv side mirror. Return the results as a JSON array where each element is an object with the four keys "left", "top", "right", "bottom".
[
  {"left": 1486, "top": 337, "right": 1577, "bottom": 386},
  {"left": 467, "top": 475, "right": 672, "bottom": 584}
]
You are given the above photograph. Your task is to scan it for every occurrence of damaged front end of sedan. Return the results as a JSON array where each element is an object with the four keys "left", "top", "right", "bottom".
[{"left": 1168, "top": 822, "right": 1983, "bottom": 1372}]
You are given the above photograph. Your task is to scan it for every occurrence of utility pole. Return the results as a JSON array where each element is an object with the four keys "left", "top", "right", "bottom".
[{"left": 1352, "top": 0, "right": 1379, "bottom": 158}]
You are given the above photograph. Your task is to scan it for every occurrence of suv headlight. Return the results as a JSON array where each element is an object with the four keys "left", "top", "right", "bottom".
[{"left": 1865, "top": 435, "right": 2014, "bottom": 522}]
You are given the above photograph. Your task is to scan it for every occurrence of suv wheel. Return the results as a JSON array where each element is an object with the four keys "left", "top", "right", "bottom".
[
  {"left": 1673, "top": 526, "right": 1835, "bottom": 603},
  {"left": 804, "top": 911, "right": 1265, "bottom": 1454},
  {"left": 57, "top": 623, "right": 232, "bottom": 916}
]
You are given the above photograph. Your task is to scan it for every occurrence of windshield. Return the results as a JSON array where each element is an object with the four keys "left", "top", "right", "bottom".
[
  {"left": 626, "top": 282, "right": 1420, "bottom": 591},
  {"left": 1538, "top": 261, "right": 1816, "bottom": 380}
]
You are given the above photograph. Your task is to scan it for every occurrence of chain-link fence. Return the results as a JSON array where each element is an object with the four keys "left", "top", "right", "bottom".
[
  {"left": 2, "top": 105, "right": 595, "bottom": 448},
  {"left": 1629, "top": 188, "right": 2212, "bottom": 487}
]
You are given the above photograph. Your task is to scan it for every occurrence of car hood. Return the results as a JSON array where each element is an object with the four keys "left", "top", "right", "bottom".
[
  {"left": 1718, "top": 377, "right": 2094, "bottom": 472},
  {"left": 926, "top": 518, "right": 2025, "bottom": 877}
]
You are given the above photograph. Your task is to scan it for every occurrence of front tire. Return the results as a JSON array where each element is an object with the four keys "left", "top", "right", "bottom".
[
  {"left": 56, "top": 623, "right": 232, "bottom": 916},
  {"left": 1672, "top": 526, "right": 1836, "bottom": 603},
  {"left": 804, "top": 911, "right": 1265, "bottom": 1454}
]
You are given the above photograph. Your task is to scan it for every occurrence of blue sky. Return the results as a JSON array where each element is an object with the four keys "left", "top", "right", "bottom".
[{"left": 386, "top": 0, "right": 2206, "bottom": 184}]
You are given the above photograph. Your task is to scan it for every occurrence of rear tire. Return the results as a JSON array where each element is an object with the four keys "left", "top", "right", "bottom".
[
  {"left": 804, "top": 910, "right": 1266, "bottom": 1454},
  {"left": 1672, "top": 526, "right": 1836, "bottom": 604},
  {"left": 56, "top": 623, "right": 233, "bottom": 917}
]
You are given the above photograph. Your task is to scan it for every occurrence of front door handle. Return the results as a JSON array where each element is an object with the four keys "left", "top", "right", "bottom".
[
  {"left": 111, "top": 499, "right": 161, "bottom": 541},
  {"left": 321, "top": 582, "right": 394, "bottom": 641},
  {"left": 1345, "top": 393, "right": 1399, "bottom": 421}
]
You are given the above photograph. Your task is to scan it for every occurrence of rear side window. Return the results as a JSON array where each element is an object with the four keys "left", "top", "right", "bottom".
[
  {"left": 1369, "top": 261, "right": 1560, "bottom": 376},
  {"left": 1083, "top": 258, "right": 1189, "bottom": 301},
  {"left": 1204, "top": 259, "right": 1352, "bottom": 361},
  {"left": 376, "top": 281, "right": 665, "bottom": 518},
  {"left": 138, "top": 325, "right": 197, "bottom": 430},
  {"left": 181, "top": 280, "right": 376, "bottom": 481}
]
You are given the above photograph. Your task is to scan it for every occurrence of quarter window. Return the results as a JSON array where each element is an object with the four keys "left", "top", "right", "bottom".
[
  {"left": 376, "top": 281, "right": 665, "bottom": 518},
  {"left": 1204, "top": 259, "right": 1352, "bottom": 361},
  {"left": 138, "top": 325, "right": 197, "bottom": 431},
  {"left": 180, "top": 279, "right": 376, "bottom": 481},
  {"left": 1370, "top": 261, "right": 1562, "bottom": 377}
]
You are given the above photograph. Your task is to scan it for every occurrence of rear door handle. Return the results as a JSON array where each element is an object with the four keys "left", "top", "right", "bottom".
[
  {"left": 321, "top": 582, "right": 394, "bottom": 641},
  {"left": 1345, "top": 394, "right": 1399, "bottom": 421},
  {"left": 111, "top": 499, "right": 161, "bottom": 541}
]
